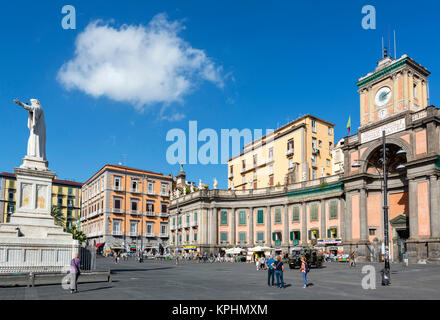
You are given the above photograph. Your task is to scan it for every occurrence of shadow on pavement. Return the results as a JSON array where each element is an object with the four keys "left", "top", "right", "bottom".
[
  {"left": 76, "top": 286, "right": 113, "bottom": 293},
  {"left": 111, "top": 267, "right": 175, "bottom": 273}
]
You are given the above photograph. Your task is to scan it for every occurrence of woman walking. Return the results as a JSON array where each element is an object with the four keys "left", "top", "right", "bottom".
[{"left": 70, "top": 253, "right": 81, "bottom": 294}]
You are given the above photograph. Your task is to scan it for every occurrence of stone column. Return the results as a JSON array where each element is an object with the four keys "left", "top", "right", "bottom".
[
  {"left": 283, "top": 204, "right": 289, "bottom": 246},
  {"left": 360, "top": 188, "right": 368, "bottom": 241},
  {"left": 203, "top": 208, "right": 209, "bottom": 247},
  {"left": 302, "top": 202, "right": 308, "bottom": 245},
  {"left": 320, "top": 199, "right": 326, "bottom": 238},
  {"left": 345, "top": 193, "right": 352, "bottom": 241},
  {"left": 231, "top": 208, "right": 236, "bottom": 246},
  {"left": 211, "top": 208, "right": 218, "bottom": 250},
  {"left": 430, "top": 175, "right": 439, "bottom": 237},
  {"left": 408, "top": 179, "right": 418, "bottom": 239},
  {"left": 340, "top": 197, "right": 346, "bottom": 240},
  {"left": 266, "top": 206, "right": 271, "bottom": 247},
  {"left": 248, "top": 207, "right": 254, "bottom": 247}
]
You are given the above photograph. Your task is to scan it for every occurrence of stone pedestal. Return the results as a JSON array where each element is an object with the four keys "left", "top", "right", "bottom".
[{"left": 0, "top": 158, "right": 79, "bottom": 273}]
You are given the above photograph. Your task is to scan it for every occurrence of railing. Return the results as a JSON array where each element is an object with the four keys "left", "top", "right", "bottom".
[
  {"left": 145, "top": 211, "right": 156, "bottom": 217},
  {"left": 112, "top": 208, "right": 122, "bottom": 214},
  {"left": 160, "top": 212, "right": 169, "bottom": 217},
  {"left": 159, "top": 233, "right": 168, "bottom": 238},
  {"left": 112, "top": 230, "right": 123, "bottom": 236},
  {"left": 286, "top": 149, "right": 294, "bottom": 156},
  {"left": 129, "top": 210, "right": 140, "bottom": 215},
  {"left": 190, "top": 221, "right": 197, "bottom": 227},
  {"left": 145, "top": 232, "right": 155, "bottom": 237},
  {"left": 129, "top": 232, "right": 138, "bottom": 237},
  {"left": 161, "top": 192, "right": 169, "bottom": 197}
]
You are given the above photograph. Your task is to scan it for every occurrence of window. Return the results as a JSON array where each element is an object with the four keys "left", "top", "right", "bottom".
[
  {"left": 58, "top": 196, "right": 63, "bottom": 206},
  {"left": 148, "top": 181, "right": 154, "bottom": 194},
  {"left": 186, "top": 233, "right": 189, "bottom": 242},
  {"left": 289, "top": 158, "right": 294, "bottom": 169},
  {"left": 194, "top": 212, "right": 197, "bottom": 222},
  {"left": 67, "top": 209, "right": 72, "bottom": 218},
  {"left": 329, "top": 200, "right": 338, "bottom": 219},
  {"left": 326, "top": 159, "right": 330, "bottom": 167},
  {"left": 160, "top": 224, "right": 167, "bottom": 234},
  {"left": 257, "top": 210, "right": 264, "bottom": 224},
  {"left": 413, "top": 83, "right": 417, "bottom": 99},
  {"left": 194, "top": 232, "right": 197, "bottom": 241},
  {"left": 292, "top": 205, "right": 300, "bottom": 222},
  {"left": 220, "top": 211, "right": 228, "bottom": 225},
  {"left": 318, "top": 140, "right": 322, "bottom": 148},
  {"left": 272, "top": 232, "right": 282, "bottom": 242},
  {"left": 311, "top": 119, "right": 317, "bottom": 133},
  {"left": 309, "top": 229, "right": 319, "bottom": 240},
  {"left": 161, "top": 203, "right": 168, "bottom": 213},
  {"left": 329, "top": 142, "right": 332, "bottom": 156},
  {"left": 8, "top": 191, "right": 14, "bottom": 201},
  {"left": 369, "top": 228, "right": 376, "bottom": 236},
  {"left": 113, "top": 197, "right": 121, "bottom": 210},
  {"left": 268, "top": 147, "right": 274, "bottom": 161},
  {"left": 312, "top": 168, "right": 317, "bottom": 180},
  {"left": 257, "top": 231, "right": 264, "bottom": 242},
  {"left": 130, "top": 199, "right": 138, "bottom": 212},
  {"left": 310, "top": 203, "right": 319, "bottom": 221},
  {"left": 253, "top": 154, "right": 257, "bottom": 166},
  {"left": 173, "top": 217, "right": 175, "bottom": 226},
  {"left": 220, "top": 232, "right": 228, "bottom": 243},
  {"left": 230, "top": 165, "right": 233, "bottom": 175},
  {"left": 68, "top": 188, "right": 73, "bottom": 195},
  {"left": 311, "top": 154, "right": 317, "bottom": 165},
  {"left": 179, "top": 234, "right": 182, "bottom": 242},
  {"left": 239, "top": 211, "right": 246, "bottom": 225},
  {"left": 186, "top": 215, "right": 190, "bottom": 224},
  {"left": 112, "top": 219, "right": 121, "bottom": 233},
  {"left": 114, "top": 176, "right": 121, "bottom": 190},
  {"left": 287, "top": 139, "right": 294, "bottom": 151},
  {"left": 274, "top": 208, "right": 282, "bottom": 223},
  {"left": 242, "top": 160, "right": 246, "bottom": 170},
  {"left": 328, "top": 127, "right": 333, "bottom": 135},
  {"left": 327, "top": 228, "right": 338, "bottom": 238},
  {"left": 269, "top": 164, "right": 274, "bottom": 175},
  {"left": 239, "top": 232, "right": 246, "bottom": 243},
  {"left": 146, "top": 202, "right": 154, "bottom": 213},
  {"left": 290, "top": 230, "right": 301, "bottom": 241},
  {"left": 312, "top": 138, "right": 317, "bottom": 151},
  {"left": 161, "top": 183, "right": 168, "bottom": 195},
  {"left": 7, "top": 204, "right": 14, "bottom": 214},
  {"left": 130, "top": 221, "right": 138, "bottom": 235},
  {"left": 131, "top": 179, "right": 138, "bottom": 192}
]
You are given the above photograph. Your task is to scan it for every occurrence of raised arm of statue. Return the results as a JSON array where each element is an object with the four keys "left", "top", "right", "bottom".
[{"left": 14, "top": 99, "right": 32, "bottom": 111}]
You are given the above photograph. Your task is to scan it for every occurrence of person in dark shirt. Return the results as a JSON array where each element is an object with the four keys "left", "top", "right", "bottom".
[
  {"left": 272, "top": 255, "right": 285, "bottom": 289},
  {"left": 266, "top": 255, "right": 275, "bottom": 287}
]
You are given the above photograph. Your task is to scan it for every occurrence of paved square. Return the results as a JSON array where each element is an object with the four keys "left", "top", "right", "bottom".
[{"left": 1, "top": 257, "right": 440, "bottom": 300}]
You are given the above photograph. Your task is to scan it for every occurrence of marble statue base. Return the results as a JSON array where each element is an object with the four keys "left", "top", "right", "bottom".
[{"left": 0, "top": 163, "right": 79, "bottom": 274}]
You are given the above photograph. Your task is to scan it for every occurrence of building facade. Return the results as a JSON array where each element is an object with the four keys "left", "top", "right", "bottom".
[
  {"left": 80, "top": 165, "right": 173, "bottom": 253},
  {"left": 169, "top": 52, "right": 440, "bottom": 264},
  {"left": 227, "top": 115, "right": 335, "bottom": 190},
  {"left": 0, "top": 172, "right": 82, "bottom": 226}
]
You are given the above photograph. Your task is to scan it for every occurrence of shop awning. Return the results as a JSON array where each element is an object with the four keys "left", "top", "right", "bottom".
[{"left": 95, "top": 242, "right": 105, "bottom": 248}]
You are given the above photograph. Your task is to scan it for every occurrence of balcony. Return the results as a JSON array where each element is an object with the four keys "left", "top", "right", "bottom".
[
  {"left": 145, "top": 232, "right": 156, "bottom": 237},
  {"left": 129, "top": 210, "right": 140, "bottom": 216},
  {"left": 286, "top": 149, "right": 294, "bottom": 157},
  {"left": 190, "top": 221, "right": 198, "bottom": 227},
  {"left": 145, "top": 211, "right": 156, "bottom": 217},
  {"left": 131, "top": 188, "right": 141, "bottom": 194},
  {"left": 160, "top": 192, "right": 169, "bottom": 197},
  {"left": 113, "top": 186, "right": 122, "bottom": 192},
  {"left": 183, "top": 222, "right": 189, "bottom": 228},
  {"left": 112, "top": 230, "right": 123, "bottom": 236},
  {"left": 312, "top": 148, "right": 320, "bottom": 154},
  {"left": 159, "top": 212, "right": 169, "bottom": 218},
  {"left": 170, "top": 225, "right": 176, "bottom": 230},
  {"left": 112, "top": 208, "right": 123, "bottom": 214},
  {"left": 130, "top": 232, "right": 139, "bottom": 237},
  {"left": 159, "top": 233, "right": 168, "bottom": 238}
]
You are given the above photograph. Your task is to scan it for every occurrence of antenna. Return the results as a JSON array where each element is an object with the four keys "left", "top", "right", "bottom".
[
  {"left": 388, "top": 25, "right": 391, "bottom": 58},
  {"left": 393, "top": 30, "right": 397, "bottom": 59},
  {"left": 381, "top": 37, "right": 384, "bottom": 59}
]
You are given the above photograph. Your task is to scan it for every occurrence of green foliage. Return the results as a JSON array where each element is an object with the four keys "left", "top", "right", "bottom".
[
  {"left": 51, "top": 205, "right": 65, "bottom": 227},
  {"left": 67, "top": 224, "right": 87, "bottom": 243},
  {"left": 320, "top": 181, "right": 328, "bottom": 188}
]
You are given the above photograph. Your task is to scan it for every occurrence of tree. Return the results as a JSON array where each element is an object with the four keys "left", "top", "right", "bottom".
[
  {"left": 51, "top": 205, "right": 65, "bottom": 228},
  {"left": 67, "top": 224, "right": 87, "bottom": 243}
]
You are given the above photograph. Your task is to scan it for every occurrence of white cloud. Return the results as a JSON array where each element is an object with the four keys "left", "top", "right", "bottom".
[{"left": 57, "top": 13, "right": 224, "bottom": 111}]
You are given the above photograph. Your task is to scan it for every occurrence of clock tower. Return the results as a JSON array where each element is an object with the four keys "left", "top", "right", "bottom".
[{"left": 357, "top": 50, "right": 431, "bottom": 127}]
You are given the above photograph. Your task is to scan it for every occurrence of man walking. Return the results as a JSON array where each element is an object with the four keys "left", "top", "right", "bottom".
[
  {"left": 70, "top": 253, "right": 81, "bottom": 294},
  {"left": 266, "top": 255, "right": 275, "bottom": 287},
  {"left": 403, "top": 251, "right": 409, "bottom": 267}
]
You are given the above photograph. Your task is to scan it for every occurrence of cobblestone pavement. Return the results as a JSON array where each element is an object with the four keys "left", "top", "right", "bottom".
[{"left": 1, "top": 257, "right": 439, "bottom": 300}]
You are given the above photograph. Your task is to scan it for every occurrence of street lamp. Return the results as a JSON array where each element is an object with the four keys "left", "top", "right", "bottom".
[{"left": 352, "top": 131, "right": 406, "bottom": 286}]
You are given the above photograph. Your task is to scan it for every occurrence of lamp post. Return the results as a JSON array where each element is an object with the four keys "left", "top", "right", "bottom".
[{"left": 352, "top": 130, "right": 406, "bottom": 286}]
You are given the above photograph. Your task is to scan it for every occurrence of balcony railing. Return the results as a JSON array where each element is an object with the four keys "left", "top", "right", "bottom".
[
  {"left": 161, "top": 192, "right": 169, "bottom": 197},
  {"left": 129, "top": 210, "right": 140, "bottom": 215},
  {"left": 113, "top": 186, "right": 122, "bottom": 191},
  {"left": 112, "top": 208, "right": 123, "bottom": 214},
  {"left": 159, "top": 233, "right": 168, "bottom": 238},
  {"left": 145, "top": 232, "right": 155, "bottom": 237},
  {"left": 190, "top": 221, "right": 198, "bottom": 227},
  {"left": 286, "top": 149, "right": 294, "bottom": 156},
  {"left": 130, "top": 232, "right": 139, "bottom": 237},
  {"left": 112, "top": 230, "right": 123, "bottom": 236},
  {"left": 145, "top": 211, "right": 156, "bottom": 217},
  {"left": 160, "top": 212, "right": 169, "bottom": 218}
]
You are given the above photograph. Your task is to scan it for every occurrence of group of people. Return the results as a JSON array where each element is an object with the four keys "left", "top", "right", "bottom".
[{"left": 265, "top": 255, "right": 309, "bottom": 289}]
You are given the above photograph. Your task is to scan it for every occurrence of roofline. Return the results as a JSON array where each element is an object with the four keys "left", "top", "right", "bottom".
[
  {"left": 227, "top": 114, "right": 335, "bottom": 162},
  {"left": 0, "top": 172, "right": 83, "bottom": 187},
  {"left": 83, "top": 164, "right": 173, "bottom": 185}
]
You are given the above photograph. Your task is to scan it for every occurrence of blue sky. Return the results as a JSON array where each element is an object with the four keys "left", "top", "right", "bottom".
[{"left": 1, "top": 0, "right": 439, "bottom": 188}]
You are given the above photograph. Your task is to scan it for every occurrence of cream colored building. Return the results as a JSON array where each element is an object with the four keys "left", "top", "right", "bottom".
[{"left": 227, "top": 115, "right": 335, "bottom": 190}]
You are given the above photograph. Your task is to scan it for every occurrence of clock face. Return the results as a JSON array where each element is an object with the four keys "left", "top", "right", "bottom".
[{"left": 375, "top": 87, "right": 392, "bottom": 107}]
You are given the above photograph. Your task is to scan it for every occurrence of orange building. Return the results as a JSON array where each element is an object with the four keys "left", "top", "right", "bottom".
[{"left": 80, "top": 164, "right": 173, "bottom": 254}]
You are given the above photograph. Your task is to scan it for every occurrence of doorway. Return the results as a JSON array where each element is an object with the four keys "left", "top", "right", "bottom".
[{"left": 396, "top": 229, "right": 409, "bottom": 262}]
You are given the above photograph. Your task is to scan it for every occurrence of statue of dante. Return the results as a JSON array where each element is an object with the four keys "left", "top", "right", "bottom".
[{"left": 14, "top": 99, "right": 46, "bottom": 160}]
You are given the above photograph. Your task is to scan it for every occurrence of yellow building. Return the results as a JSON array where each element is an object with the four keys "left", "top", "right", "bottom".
[
  {"left": 227, "top": 115, "right": 335, "bottom": 190},
  {"left": 0, "top": 172, "right": 83, "bottom": 226}
]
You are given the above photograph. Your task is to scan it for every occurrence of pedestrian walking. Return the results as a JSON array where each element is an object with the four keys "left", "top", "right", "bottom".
[
  {"left": 300, "top": 257, "right": 309, "bottom": 288},
  {"left": 403, "top": 251, "right": 409, "bottom": 267},
  {"left": 272, "top": 256, "right": 285, "bottom": 289},
  {"left": 266, "top": 255, "right": 275, "bottom": 287},
  {"left": 70, "top": 253, "right": 81, "bottom": 294}
]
